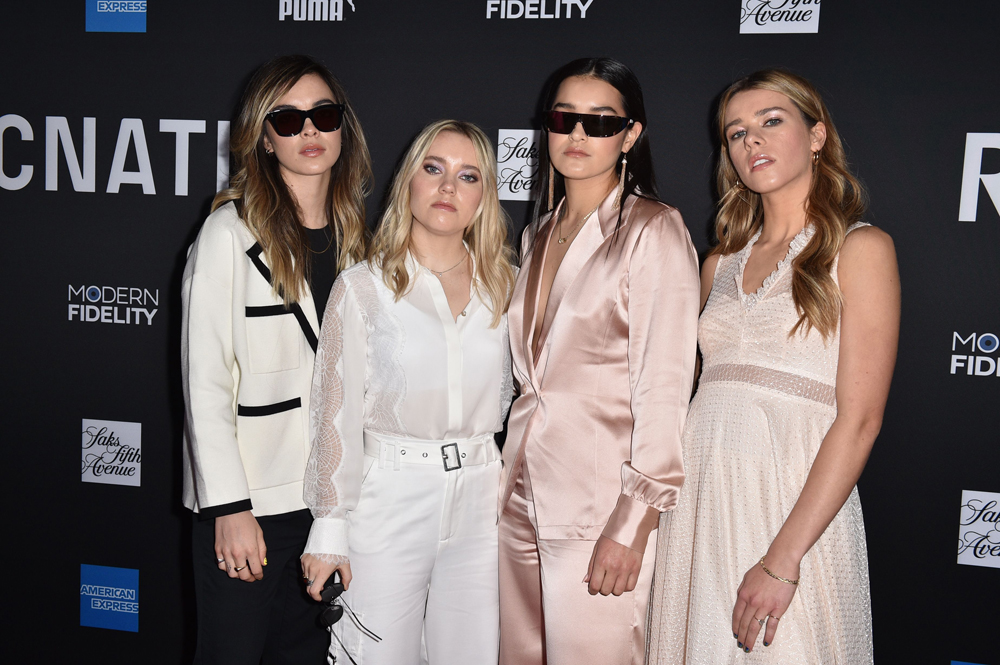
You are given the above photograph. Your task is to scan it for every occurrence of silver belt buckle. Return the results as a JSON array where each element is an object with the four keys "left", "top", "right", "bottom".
[{"left": 441, "top": 443, "right": 462, "bottom": 471}]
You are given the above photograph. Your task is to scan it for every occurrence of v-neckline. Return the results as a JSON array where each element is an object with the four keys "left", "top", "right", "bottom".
[{"left": 737, "top": 226, "right": 811, "bottom": 306}]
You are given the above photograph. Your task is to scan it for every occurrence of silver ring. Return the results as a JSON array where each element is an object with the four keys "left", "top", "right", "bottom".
[
  {"left": 216, "top": 558, "right": 225, "bottom": 563},
  {"left": 234, "top": 565, "right": 246, "bottom": 572},
  {"left": 307, "top": 578, "right": 314, "bottom": 586},
  {"left": 757, "top": 617, "right": 766, "bottom": 627}
]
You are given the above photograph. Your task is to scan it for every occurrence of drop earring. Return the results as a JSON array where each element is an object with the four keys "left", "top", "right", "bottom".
[
  {"left": 547, "top": 162, "right": 555, "bottom": 210},
  {"left": 613, "top": 154, "right": 627, "bottom": 210}
]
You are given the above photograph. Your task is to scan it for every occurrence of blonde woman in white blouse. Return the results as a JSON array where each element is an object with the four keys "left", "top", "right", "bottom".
[{"left": 300, "top": 120, "right": 516, "bottom": 664}]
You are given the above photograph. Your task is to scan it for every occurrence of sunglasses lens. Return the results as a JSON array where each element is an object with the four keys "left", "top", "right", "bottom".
[
  {"left": 271, "top": 111, "right": 304, "bottom": 137},
  {"left": 581, "top": 116, "right": 626, "bottom": 138},
  {"left": 545, "top": 111, "right": 572, "bottom": 134},
  {"left": 312, "top": 106, "right": 343, "bottom": 132}
]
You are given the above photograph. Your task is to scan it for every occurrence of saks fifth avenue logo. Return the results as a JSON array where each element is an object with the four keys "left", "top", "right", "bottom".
[
  {"left": 957, "top": 490, "right": 1000, "bottom": 568},
  {"left": 740, "top": 0, "right": 821, "bottom": 34},
  {"left": 497, "top": 130, "right": 539, "bottom": 201},
  {"left": 279, "top": 0, "right": 355, "bottom": 21},
  {"left": 950, "top": 331, "right": 999, "bottom": 377},
  {"left": 959, "top": 133, "right": 1000, "bottom": 222},
  {"left": 487, "top": 0, "right": 594, "bottom": 19},
  {"left": 82, "top": 419, "right": 141, "bottom": 487},
  {"left": 68, "top": 285, "right": 159, "bottom": 325}
]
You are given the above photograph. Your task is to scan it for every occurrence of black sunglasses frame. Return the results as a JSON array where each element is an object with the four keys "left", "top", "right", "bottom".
[
  {"left": 264, "top": 103, "right": 346, "bottom": 137},
  {"left": 543, "top": 110, "right": 634, "bottom": 138}
]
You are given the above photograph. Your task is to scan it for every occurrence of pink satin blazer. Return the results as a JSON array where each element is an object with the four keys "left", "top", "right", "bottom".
[{"left": 500, "top": 189, "right": 700, "bottom": 551}]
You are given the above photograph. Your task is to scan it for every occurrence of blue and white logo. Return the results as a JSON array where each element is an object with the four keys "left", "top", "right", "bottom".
[
  {"left": 86, "top": 1, "right": 147, "bottom": 33},
  {"left": 80, "top": 564, "right": 139, "bottom": 632}
]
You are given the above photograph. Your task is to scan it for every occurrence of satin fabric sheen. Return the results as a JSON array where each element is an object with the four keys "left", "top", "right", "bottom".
[
  {"left": 499, "top": 465, "right": 656, "bottom": 665},
  {"left": 500, "top": 190, "right": 700, "bottom": 549}
]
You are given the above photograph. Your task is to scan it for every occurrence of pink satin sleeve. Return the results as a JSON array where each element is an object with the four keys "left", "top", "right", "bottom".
[{"left": 601, "top": 209, "right": 700, "bottom": 552}]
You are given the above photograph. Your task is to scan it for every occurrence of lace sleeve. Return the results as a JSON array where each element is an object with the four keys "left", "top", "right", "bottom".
[{"left": 303, "top": 275, "right": 368, "bottom": 558}]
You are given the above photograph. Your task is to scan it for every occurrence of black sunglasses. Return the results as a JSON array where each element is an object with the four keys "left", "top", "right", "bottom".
[
  {"left": 265, "top": 103, "right": 345, "bottom": 137},
  {"left": 544, "top": 110, "right": 633, "bottom": 138}
]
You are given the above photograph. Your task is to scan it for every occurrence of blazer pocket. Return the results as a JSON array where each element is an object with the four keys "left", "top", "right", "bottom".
[
  {"left": 236, "top": 398, "right": 305, "bottom": 490},
  {"left": 245, "top": 306, "right": 301, "bottom": 374}
]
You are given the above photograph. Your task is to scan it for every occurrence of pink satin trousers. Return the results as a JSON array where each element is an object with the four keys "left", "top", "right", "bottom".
[{"left": 498, "top": 465, "right": 657, "bottom": 665}]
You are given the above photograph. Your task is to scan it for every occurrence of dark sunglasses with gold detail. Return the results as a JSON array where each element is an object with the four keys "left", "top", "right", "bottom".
[
  {"left": 265, "top": 103, "right": 345, "bottom": 137},
  {"left": 543, "top": 110, "right": 633, "bottom": 138}
]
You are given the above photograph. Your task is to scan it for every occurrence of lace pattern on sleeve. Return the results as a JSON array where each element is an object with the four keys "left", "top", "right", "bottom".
[
  {"left": 350, "top": 270, "right": 407, "bottom": 435},
  {"left": 303, "top": 553, "right": 350, "bottom": 566},
  {"left": 303, "top": 278, "right": 349, "bottom": 520},
  {"left": 497, "top": 315, "right": 514, "bottom": 429}
]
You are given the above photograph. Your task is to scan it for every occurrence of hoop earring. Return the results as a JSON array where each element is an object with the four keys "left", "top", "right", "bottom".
[
  {"left": 812, "top": 150, "right": 820, "bottom": 164},
  {"left": 547, "top": 162, "right": 555, "bottom": 210},
  {"left": 613, "top": 154, "right": 628, "bottom": 210}
]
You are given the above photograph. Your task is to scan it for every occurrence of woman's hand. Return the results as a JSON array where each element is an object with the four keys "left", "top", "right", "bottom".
[
  {"left": 584, "top": 535, "right": 644, "bottom": 596},
  {"left": 301, "top": 554, "right": 352, "bottom": 602},
  {"left": 215, "top": 510, "right": 267, "bottom": 582},
  {"left": 732, "top": 555, "right": 799, "bottom": 653}
]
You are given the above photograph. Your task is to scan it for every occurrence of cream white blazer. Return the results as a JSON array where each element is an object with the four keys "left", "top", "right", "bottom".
[{"left": 181, "top": 202, "right": 323, "bottom": 518}]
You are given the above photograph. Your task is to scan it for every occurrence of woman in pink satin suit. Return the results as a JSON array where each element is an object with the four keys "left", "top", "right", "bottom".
[{"left": 497, "top": 57, "right": 700, "bottom": 665}]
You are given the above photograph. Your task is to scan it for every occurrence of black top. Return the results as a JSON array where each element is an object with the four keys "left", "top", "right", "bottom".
[{"left": 305, "top": 226, "right": 338, "bottom": 326}]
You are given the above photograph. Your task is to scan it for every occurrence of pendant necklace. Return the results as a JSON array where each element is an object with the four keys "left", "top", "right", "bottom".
[
  {"left": 557, "top": 203, "right": 601, "bottom": 244},
  {"left": 426, "top": 251, "right": 468, "bottom": 277}
]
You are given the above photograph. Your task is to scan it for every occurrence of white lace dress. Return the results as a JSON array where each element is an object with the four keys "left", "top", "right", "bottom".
[
  {"left": 648, "top": 224, "right": 874, "bottom": 665},
  {"left": 302, "top": 256, "right": 513, "bottom": 561}
]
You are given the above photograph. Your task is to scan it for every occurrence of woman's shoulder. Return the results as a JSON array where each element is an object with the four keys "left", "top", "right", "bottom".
[
  {"left": 195, "top": 201, "right": 252, "bottom": 247},
  {"left": 838, "top": 223, "right": 895, "bottom": 272},
  {"left": 628, "top": 197, "right": 692, "bottom": 248}
]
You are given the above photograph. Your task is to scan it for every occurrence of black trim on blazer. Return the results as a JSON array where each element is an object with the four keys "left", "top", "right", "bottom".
[
  {"left": 198, "top": 499, "right": 254, "bottom": 521},
  {"left": 245, "top": 305, "right": 292, "bottom": 317},
  {"left": 237, "top": 397, "right": 302, "bottom": 417},
  {"left": 245, "top": 243, "right": 319, "bottom": 353}
]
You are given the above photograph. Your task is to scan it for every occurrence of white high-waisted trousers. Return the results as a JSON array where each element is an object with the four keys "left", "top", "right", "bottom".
[{"left": 330, "top": 433, "right": 501, "bottom": 665}]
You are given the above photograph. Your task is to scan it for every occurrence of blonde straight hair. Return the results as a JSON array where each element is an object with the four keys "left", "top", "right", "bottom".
[
  {"left": 369, "top": 120, "right": 515, "bottom": 328},
  {"left": 713, "top": 69, "right": 867, "bottom": 340},
  {"left": 213, "top": 55, "right": 372, "bottom": 305}
]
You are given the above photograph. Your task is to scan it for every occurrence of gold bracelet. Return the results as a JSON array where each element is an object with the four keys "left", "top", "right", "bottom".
[{"left": 759, "top": 557, "right": 799, "bottom": 585}]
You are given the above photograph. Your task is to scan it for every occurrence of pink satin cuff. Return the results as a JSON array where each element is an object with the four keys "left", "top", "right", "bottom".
[{"left": 601, "top": 494, "right": 661, "bottom": 552}]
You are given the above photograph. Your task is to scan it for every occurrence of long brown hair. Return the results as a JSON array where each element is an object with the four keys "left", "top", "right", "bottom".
[
  {"left": 713, "top": 69, "right": 867, "bottom": 340},
  {"left": 213, "top": 54, "right": 372, "bottom": 304},
  {"left": 368, "top": 120, "right": 515, "bottom": 328}
]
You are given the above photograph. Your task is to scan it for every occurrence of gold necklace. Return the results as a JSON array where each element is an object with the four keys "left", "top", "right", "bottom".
[{"left": 557, "top": 203, "right": 601, "bottom": 244}]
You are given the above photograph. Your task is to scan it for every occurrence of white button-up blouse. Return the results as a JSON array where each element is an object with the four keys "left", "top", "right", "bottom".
[{"left": 303, "top": 255, "right": 513, "bottom": 558}]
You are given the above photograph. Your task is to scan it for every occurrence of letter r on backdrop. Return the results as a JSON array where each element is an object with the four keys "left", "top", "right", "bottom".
[{"left": 959, "top": 132, "right": 1000, "bottom": 221}]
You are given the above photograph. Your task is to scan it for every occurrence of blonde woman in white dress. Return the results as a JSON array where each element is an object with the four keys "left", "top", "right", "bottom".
[
  {"left": 300, "top": 120, "right": 516, "bottom": 664},
  {"left": 648, "top": 70, "right": 900, "bottom": 664}
]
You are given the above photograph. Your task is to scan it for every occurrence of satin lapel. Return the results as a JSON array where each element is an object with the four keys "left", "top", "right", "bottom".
[
  {"left": 532, "top": 211, "right": 605, "bottom": 376},
  {"left": 522, "top": 206, "right": 559, "bottom": 378}
]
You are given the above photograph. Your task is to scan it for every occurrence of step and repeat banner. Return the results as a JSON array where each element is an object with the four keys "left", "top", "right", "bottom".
[{"left": 2, "top": 1, "right": 997, "bottom": 663}]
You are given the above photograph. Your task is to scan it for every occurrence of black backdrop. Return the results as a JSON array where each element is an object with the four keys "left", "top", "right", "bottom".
[{"left": 3, "top": 1, "right": 998, "bottom": 663}]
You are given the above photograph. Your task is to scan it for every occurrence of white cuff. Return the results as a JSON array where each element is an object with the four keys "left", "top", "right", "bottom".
[{"left": 304, "top": 517, "right": 348, "bottom": 558}]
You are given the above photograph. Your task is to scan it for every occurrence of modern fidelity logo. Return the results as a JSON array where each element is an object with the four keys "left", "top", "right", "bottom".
[
  {"left": 497, "top": 130, "right": 540, "bottom": 201},
  {"left": 82, "top": 419, "right": 141, "bottom": 487},
  {"left": 957, "top": 490, "right": 1000, "bottom": 569},
  {"left": 68, "top": 285, "right": 159, "bottom": 325},
  {"left": 950, "top": 331, "right": 999, "bottom": 377},
  {"left": 86, "top": 1, "right": 147, "bottom": 33},
  {"left": 959, "top": 133, "right": 1000, "bottom": 222},
  {"left": 740, "top": 0, "right": 820, "bottom": 34},
  {"left": 80, "top": 564, "right": 139, "bottom": 632},
  {"left": 487, "top": 0, "right": 594, "bottom": 19},
  {"left": 279, "top": 0, "right": 356, "bottom": 21}
]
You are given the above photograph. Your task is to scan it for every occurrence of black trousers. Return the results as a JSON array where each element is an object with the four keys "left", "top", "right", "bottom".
[{"left": 192, "top": 509, "right": 329, "bottom": 665}]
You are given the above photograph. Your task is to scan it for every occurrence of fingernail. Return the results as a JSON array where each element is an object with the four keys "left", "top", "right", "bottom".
[
  {"left": 737, "top": 642, "right": 743, "bottom": 649},
  {"left": 263, "top": 557, "right": 268, "bottom": 566},
  {"left": 763, "top": 641, "right": 770, "bottom": 647},
  {"left": 733, "top": 633, "right": 738, "bottom": 639},
  {"left": 744, "top": 646, "right": 750, "bottom": 653}
]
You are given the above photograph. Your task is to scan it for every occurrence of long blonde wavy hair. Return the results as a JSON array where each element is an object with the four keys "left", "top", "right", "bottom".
[
  {"left": 213, "top": 55, "right": 372, "bottom": 305},
  {"left": 369, "top": 120, "right": 515, "bottom": 328},
  {"left": 713, "top": 69, "right": 867, "bottom": 340}
]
